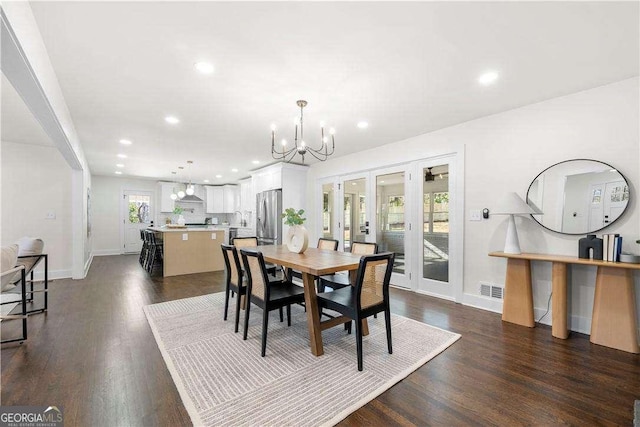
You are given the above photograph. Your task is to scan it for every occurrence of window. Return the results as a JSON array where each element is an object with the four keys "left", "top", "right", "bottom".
[
  {"left": 387, "top": 195, "right": 405, "bottom": 231},
  {"left": 423, "top": 192, "right": 449, "bottom": 233},
  {"left": 128, "top": 195, "right": 151, "bottom": 224}
]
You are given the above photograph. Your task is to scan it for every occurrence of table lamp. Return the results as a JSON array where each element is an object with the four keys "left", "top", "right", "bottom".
[{"left": 494, "top": 192, "right": 543, "bottom": 254}]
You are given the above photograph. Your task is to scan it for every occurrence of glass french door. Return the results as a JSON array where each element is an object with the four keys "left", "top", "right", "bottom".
[
  {"left": 417, "top": 159, "right": 454, "bottom": 299},
  {"left": 370, "top": 166, "right": 411, "bottom": 288},
  {"left": 339, "top": 174, "right": 372, "bottom": 251},
  {"left": 321, "top": 182, "right": 336, "bottom": 240},
  {"left": 317, "top": 153, "right": 461, "bottom": 298}
]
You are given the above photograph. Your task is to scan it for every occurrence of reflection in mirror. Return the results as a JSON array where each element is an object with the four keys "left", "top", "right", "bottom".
[{"left": 526, "top": 159, "right": 630, "bottom": 235}]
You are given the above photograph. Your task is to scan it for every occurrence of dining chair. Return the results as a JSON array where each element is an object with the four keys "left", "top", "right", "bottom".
[
  {"left": 221, "top": 244, "right": 246, "bottom": 333},
  {"left": 233, "top": 236, "right": 278, "bottom": 276},
  {"left": 288, "top": 238, "right": 339, "bottom": 284},
  {"left": 318, "top": 241, "right": 378, "bottom": 292},
  {"left": 316, "top": 252, "right": 395, "bottom": 371},
  {"left": 240, "top": 249, "right": 306, "bottom": 357}
]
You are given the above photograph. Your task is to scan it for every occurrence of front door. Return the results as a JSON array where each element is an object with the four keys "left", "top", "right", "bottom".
[{"left": 122, "top": 190, "right": 152, "bottom": 253}]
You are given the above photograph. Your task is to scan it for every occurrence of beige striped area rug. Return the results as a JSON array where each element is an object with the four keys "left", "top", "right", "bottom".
[{"left": 144, "top": 292, "right": 460, "bottom": 426}]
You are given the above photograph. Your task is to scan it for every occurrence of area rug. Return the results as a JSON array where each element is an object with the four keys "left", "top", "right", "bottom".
[{"left": 144, "top": 292, "right": 460, "bottom": 427}]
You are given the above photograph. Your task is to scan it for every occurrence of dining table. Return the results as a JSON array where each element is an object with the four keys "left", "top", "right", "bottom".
[{"left": 252, "top": 244, "right": 368, "bottom": 357}]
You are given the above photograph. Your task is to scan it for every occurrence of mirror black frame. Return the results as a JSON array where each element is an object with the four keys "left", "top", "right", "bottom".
[{"left": 526, "top": 159, "right": 630, "bottom": 235}]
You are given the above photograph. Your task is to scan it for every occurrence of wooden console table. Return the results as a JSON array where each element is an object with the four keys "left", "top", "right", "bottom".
[{"left": 489, "top": 252, "right": 639, "bottom": 354}]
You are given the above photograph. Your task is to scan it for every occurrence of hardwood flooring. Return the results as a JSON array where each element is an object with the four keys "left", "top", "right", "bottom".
[{"left": 1, "top": 255, "right": 638, "bottom": 426}]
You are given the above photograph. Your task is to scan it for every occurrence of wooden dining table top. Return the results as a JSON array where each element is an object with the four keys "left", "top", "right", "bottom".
[{"left": 244, "top": 245, "right": 362, "bottom": 276}]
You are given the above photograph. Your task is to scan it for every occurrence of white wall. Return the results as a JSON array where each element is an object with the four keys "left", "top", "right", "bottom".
[
  {"left": 1, "top": 141, "right": 73, "bottom": 278},
  {"left": 306, "top": 77, "right": 640, "bottom": 334},
  {"left": 91, "top": 175, "right": 158, "bottom": 255}
]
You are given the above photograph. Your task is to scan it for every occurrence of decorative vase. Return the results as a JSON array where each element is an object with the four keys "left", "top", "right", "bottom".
[
  {"left": 578, "top": 234, "right": 603, "bottom": 260},
  {"left": 176, "top": 214, "right": 186, "bottom": 226},
  {"left": 286, "top": 225, "right": 309, "bottom": 254}
]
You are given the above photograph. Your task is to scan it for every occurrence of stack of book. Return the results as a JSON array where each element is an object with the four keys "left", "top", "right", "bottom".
[{"left": 603, "top": 234, "right": 623, "bottom": 262}]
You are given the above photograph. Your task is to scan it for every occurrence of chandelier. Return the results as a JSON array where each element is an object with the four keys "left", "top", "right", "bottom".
[{"left": 271, "top": 100, "right": 335, "bottom": 163}]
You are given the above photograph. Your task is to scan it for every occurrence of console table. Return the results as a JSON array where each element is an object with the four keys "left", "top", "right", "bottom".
[{"left": 489, "top": 252, "right": 639, "bottom": 354}]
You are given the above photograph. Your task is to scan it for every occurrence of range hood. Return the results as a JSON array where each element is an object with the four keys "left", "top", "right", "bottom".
[{"left": 177, "top": 194, "right": 204, "bottom": 203}]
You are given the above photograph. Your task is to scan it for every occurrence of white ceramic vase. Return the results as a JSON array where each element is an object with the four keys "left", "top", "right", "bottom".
[
  {"left": 286, "top": 225, "right": 309, "bottom": 254},
  {"left": 176, "top": 214, "right": 186, "bottom": 226}
]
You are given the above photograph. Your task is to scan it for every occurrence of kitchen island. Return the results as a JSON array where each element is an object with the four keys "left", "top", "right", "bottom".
[{"left": 148, "top": 226, "right": 225, "bottom": 277}]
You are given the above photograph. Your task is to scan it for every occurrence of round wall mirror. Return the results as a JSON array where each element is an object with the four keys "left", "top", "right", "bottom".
[{"left": 526, "top": 159, "right": 630, "bottom": 235}]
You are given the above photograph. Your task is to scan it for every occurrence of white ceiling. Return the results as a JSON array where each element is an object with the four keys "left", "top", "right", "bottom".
[
  {"left": 1, "top": 74, "right": 53, "bottom": 147},
  {"left": 8, "top": 2, "right": 639, "bottom": 184}
]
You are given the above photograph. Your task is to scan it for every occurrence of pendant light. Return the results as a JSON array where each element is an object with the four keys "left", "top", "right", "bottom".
[
  {"left": 170, "top": 171, "right": 179, "bottom": 200},
  {"left": 185, "top": 160, "right": 195, "bottom": 196},
  {"left": 177, "top": 166, "right": 186, "bottom": 199}
]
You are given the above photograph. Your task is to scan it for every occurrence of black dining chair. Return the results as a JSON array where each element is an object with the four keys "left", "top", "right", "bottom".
[
  {"left": 221, "top": 244, "right": 246, "bottom": 333},
  {"left": 316, "top": 252, "right": 395, "bottom": 371},
  {"left": 318, "top": 241, "right": 378, "bottom": 292},
  {"left": 288, "top": 238, "right": 339, "bottom": 285},
  {"left": 240, "top": 249, "right": 306, "bottom": 357},
  {"left": 233, "top": 236, "right": 278, "bottom": 277}
]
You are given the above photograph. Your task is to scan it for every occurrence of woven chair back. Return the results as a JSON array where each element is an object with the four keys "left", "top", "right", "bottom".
[
  {"left": 356, "top": 253, "right": 394, "bottom": 309},
  {"left": 351, "top": 242, "right": 377, "bottom": 255},
  {"left": 241, "top": 250, "right": 266, "bottom": 300},
  {"left": 233, "top": 237, "right": 258, "bottom": 248},
  {"left": 317, "top": 238, "right": 339, "bottom": 251}
]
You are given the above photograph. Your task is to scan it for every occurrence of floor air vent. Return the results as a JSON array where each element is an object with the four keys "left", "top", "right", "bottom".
[{"left": 480, "top": 283, "right": 503, "bottom": 299}]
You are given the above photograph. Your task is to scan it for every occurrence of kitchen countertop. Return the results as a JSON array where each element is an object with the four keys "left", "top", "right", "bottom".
[{"left": 148, "top": 226, "right": 226, "bottom": 233}]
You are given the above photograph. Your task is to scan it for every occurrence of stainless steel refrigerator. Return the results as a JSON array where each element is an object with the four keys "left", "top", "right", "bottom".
[{"left": 256, "top": 189, "right": 282, "bottom": 245}]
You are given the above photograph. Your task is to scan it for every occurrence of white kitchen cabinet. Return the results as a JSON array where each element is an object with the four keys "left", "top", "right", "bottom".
[
  {"left": 205, "top": 185, "right": 238, "bottom": 213},
  {"left": 205, "top": 186, "right": 224, "bottom": 213},
  {"left": 252, "top": 168, "right": 282, "bottom": 194},
  {"left": 223, "top": 185, "right": 239, "bottom": 213},
  {"left": 158, "top": 182, "right": 176, "bottom": 212},
  {"left": 239, "top": 178, "right": 253, "bottom": 213}
]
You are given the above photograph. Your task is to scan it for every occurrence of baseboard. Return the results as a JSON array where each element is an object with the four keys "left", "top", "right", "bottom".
[
  {"left": 29, "top": 268, "right": 72, "bottom": 281},
  {"left": 461, "top": 293, "right": 503, "bottom": 314},
  {"left": 415, "top": 289, "right": 456, "bottom": 302},
  {"left": 83, "top": 253, "right": 94, "bottom": 278},
  {"left": 93, "top": 249, "right": 123, "bottom": 256}
]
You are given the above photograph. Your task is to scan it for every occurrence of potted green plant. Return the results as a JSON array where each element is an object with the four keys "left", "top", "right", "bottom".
[
  {"left": 282, "top": 208, "right": 308, "bottom": 253},
  {"left": 173, "top": 206, "right": 186, "bottom": 226}
]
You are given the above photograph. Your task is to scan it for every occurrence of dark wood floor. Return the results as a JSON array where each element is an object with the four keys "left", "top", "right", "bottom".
[{"left": 2, "top": 255, "right": 638, "bottom": 426}]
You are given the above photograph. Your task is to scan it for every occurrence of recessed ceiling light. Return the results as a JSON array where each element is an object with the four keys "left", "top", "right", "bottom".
[
  {"left": 165, "top": 116, "right": 180, "bottom": 124},
  {"left": 203, "top": 179, "right": 209, "bottom": 183},
  {"left": 194, "top": 61, "right": 214, "bottom": 74},
  {"left": 115, "top": 171, "right": 123, "bottom": 175},
  {"left": 116, "top": 163, "right": 125, "bottom": 168},
  {"left": 252, "top": 160, "right": 260, "bottom": 165},
  {"left": 119, "top": 139, "right": 132, "bottom": 145},
  {"left": 351, "top": 182, "right": 357, "bottom": 186},
  {"left": 215, "top": 174, "right": 222, "bottom": 178},
  {"left": 231, "top": 168, "right": 238, "bottom": 173},
  {"left": 380, "top": 180, "right": 385, "bottom": 184},
  {"left": 357, "top": 121, "right": 368, "bottom": 129},
  {"left": 478, "top": 71, "right": 499, "bottom": 86},
  {"left": 117, "top": 153, "right": 127, "bottom": 158}
]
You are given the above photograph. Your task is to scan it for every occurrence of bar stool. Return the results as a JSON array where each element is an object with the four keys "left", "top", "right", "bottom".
[
  {"left": 147, "top": 232, "right": 163, "bottom": 273},
  {"left": 139, "top": 229, "right": 149, "bottom": 266}
]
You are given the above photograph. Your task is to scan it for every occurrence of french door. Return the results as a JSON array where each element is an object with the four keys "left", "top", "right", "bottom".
[
  {"left": 416, "top": 157, "right": 456, "bottom": 299},
  {"left": 317, "top": 153, "right": 461, "bottom": 299},
  {"left": 338, "top": 172, "right": 373, "bottom": 252},
  {"left": 335, "top": 169, "right": 412, "bottom": 288},
  {"left": 369, "top": 166, "right": 412, "bottom": 288}
]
